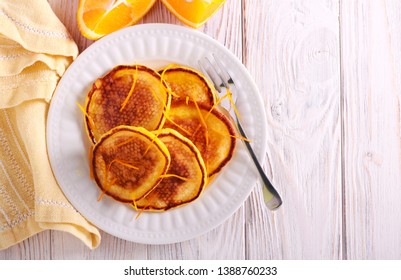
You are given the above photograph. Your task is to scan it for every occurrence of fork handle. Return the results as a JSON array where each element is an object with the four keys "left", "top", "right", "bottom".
[{"left": 236, "top": 120, "right": 282, "bottom": 210}]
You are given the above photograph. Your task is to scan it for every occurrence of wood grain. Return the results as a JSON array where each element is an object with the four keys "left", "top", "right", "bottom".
[
  {"left": 341, "top": 0, "right": 401, "bottom": 259},
  {"left": 243, "top": 0, "right": 342, "bottom": 259}
]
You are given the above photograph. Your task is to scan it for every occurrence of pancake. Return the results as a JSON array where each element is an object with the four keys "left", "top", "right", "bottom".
[
  {"left": 91, "top": 126, "right": 170, "bottom": 202},
  {"left": 134, "top": 128, "right": 207, "bottom": 211},
  {"left": 160, "top": 65, "right": 216, "bottom": 106},
  {"left": 163, "top": 100, "right": 236, "bottom": 177},
  {"left": 85, "top": 65, "right": 170, "bottom": 143}
]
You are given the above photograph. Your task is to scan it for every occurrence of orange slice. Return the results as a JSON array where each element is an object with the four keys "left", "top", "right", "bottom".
[
  {"left": 77, "top": 0, "right": 157, "bottom": 40},
  {"left": 161, "top": 0, "right": 227, "bottom": 28}
]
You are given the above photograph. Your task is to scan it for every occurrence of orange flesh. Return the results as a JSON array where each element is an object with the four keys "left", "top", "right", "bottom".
[
  {"left": 78, "top": 0, "right": 157, "bottom": 40},
  {"left": 161, "top": 0, "right": 227, "bottom": 28}
]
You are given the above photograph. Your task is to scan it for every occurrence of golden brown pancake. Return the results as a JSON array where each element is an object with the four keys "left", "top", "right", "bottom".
[
  {"left": 85, "top": 65, "right": 171, "bottom": 143},
  {"left": 163, "top": 100, "right": 236, "bottom": 177},
  {"left": 134, "top": 128, "right": 207, "bottom": 211},
  {"left": 91, "top": 126, "right": 170, "bottom": 202},
  {"left": 84, "top": 63, "right": 238, "bottom": 211},
  {"left": 160, "top": 65, "right": 216, "bottom": 106}
]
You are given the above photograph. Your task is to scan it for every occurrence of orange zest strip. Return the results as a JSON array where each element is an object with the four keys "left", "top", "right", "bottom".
[
  {"left": 135, "top": 206, "right": 147, "bottom": 220},
  {"left": 141, "top": 124, "right": 166, "bottom": 158},
  {"left": 110, "top": 159, "right": 139, "bottom": 170},
  {"left": 193, "top": 99, "right": 207, "bottom": 127},
  {"left": 132, "top": 174, "right": 192, "bottom": 219},
  {"left": 97, "top": 191, "right": 106, "bottom": 202},
  {"left": 216, "top": 89, "right": 249, "bottom": 141},
  {"left": 192, "top": 100, "right": 209, "bottom": 147},
  {"left": 165, "top": 85, "right": 181, "bottom": 98},
  {"left": 230, "top": 134, "right": 251, "bottom": 142},
  {"left": 120, "top": 65, "right": 138, "bottom": 112},
  {"left": 142, "top": 135, "right": 157, "bottom": 157},
  {"left": 149, "top": 87, "right": 167, "bottom": 110},
  {"left": 98, "top": 157, "right": 111, "bottom": 201},
  {"left": 148, "top": 82, "right": 171, "bottom": 138},
  {"left": 160, "top": 65, "right": 180, "bottom": 98},
  {"left": 192, "top": 100, "right": 209, "bottom": 169},
  {"left": 106, "top": 160, "right": 113, "bottom": 174},
  {"left": 216, "top": 89, "right": 242, "bottom": 120},
  {"left": 76, "top": 102, "right": 96, "bottom": 131},
  {"left": 115, "top": 136, "right": 136, "bottom": 148},
  {"left": 88, "top": 146, "right": 94, "bottom": 179},
  {"left": 159, "top": 174, "right": 189, "bottom": 182},
  {"left": 133, "top": 193, "right": 157, "bottom": 220},
  {"left": 226, "top": 88, "right": 241, "bottom": 120},
  {"left": 215, "top": 93, "right": 226, "bottom": 105},
  {"left": 143, "top": 123, "right": 165, "bottom": 157},
  {"left": 132, "top": 198, "right": 146, "bottom": 220},
  {"left": 148, "top": 86, "right": 170, "bottom": 136},
  {"left": 98, "top": 178, "right": 117, "bottom": 202},
  {"left": 191, "top": 101, "right": 217, "bottom": 137},
  {"left": 135, "top": 194, "right": 158, "bottom": 219},
  {"left": 101, "top": 158, "right": 109, "bottom": 199},
  {"left": 163, "top": 112, "right": 191, "bottom": 135}
]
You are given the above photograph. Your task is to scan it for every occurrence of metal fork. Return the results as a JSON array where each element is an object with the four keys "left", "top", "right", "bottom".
[{"left": 199, "top": 55, "right": 282, "bottom": 210}]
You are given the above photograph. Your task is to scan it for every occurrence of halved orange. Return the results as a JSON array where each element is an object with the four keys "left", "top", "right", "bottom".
[
  {"left": 91, "top": 126, "right": 171, "bottom": 202},
  {"left": 161, "top": 0, "right": 227, "bottom": 28},
  {"left": 77, "top": 0, "right": 156, "bottom": 40}
]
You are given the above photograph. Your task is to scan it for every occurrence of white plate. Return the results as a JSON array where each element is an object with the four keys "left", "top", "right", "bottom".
[{"left": 47, "top": 24, "right": 267, "bottom": 244}]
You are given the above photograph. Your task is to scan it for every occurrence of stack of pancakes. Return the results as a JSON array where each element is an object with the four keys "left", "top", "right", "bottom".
[{"left": 84, "top": 64, "right": 236, "bottom": 212}]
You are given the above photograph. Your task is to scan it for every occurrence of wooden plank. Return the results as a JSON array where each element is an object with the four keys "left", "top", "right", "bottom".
[
  {"left": 0, "top": 230, "right": 51, "bottom": 260},
  {"left": 243, "top": 0, "right": 342, "bottom": 259},
  {"left": 49, "top": 230, "right": 149, "bottom": 260},
  {"left": 341, "top": 0, "right": 401, "bottom": 259}
]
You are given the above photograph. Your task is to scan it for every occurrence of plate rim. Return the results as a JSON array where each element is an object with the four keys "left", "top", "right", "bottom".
[{"left": 46, "top": 23, "right": 268, "bottom": 244}]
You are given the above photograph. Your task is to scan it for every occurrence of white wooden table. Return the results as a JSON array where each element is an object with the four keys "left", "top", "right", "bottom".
[{"left": 2, "top": 0, "right": 401, "bottom": 260}]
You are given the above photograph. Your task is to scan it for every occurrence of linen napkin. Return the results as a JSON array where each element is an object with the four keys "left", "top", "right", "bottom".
[{"left": 0, "top": 0, "right": 100, "bottom": 250}]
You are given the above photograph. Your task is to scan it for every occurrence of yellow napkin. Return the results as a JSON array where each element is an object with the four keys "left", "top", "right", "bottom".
[{"left": 0, "top": 0, "right": 100, "bottom": 250}]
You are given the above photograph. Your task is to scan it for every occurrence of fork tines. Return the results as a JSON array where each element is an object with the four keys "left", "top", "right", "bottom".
[{"left": 198, "top": 55, "right": 228, "bottom": 93}]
